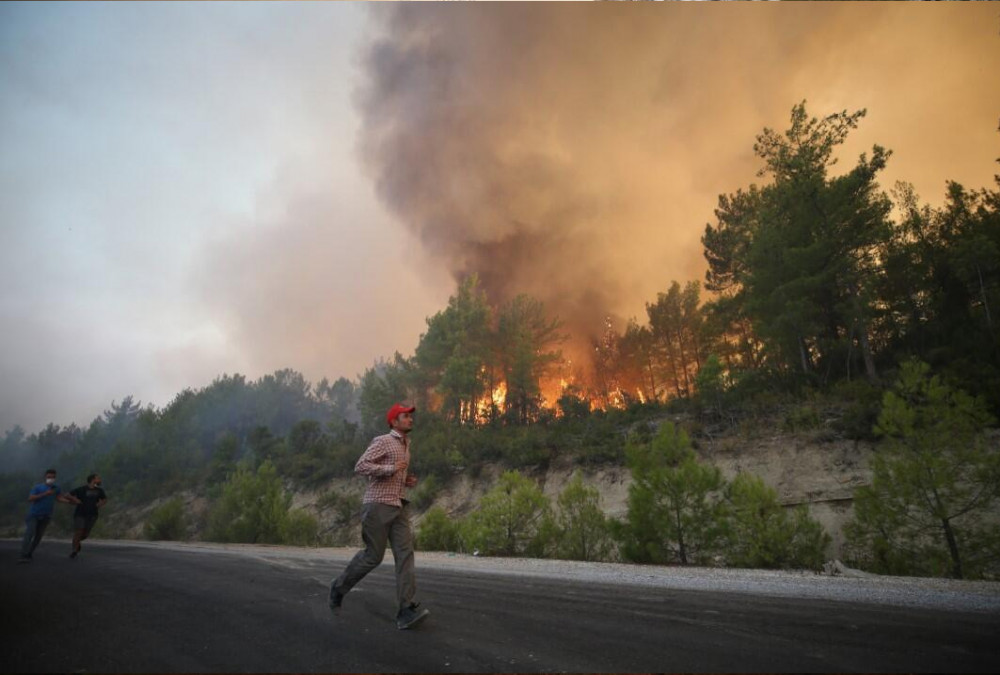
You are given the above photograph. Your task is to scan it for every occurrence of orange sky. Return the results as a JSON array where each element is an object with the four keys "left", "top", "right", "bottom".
[{"left": 358, "top": 2, "right": 1000, "bottom": 343}]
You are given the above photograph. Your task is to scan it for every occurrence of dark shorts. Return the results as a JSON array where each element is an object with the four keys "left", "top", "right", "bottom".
[{"left": 74, "top": 514, "right": 98, "bottom": 532}]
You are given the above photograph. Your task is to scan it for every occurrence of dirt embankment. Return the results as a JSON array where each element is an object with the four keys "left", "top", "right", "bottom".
[
  {"left": 304, "top": 422, "right": 876, "bottom": 560},
  {"left": 104, "top": 422, "right": 877, "bottom": 559}
]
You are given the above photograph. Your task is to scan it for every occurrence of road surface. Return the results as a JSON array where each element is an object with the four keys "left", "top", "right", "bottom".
[{"left": 2, "top": 539, "right": 998, "bottom": 673}]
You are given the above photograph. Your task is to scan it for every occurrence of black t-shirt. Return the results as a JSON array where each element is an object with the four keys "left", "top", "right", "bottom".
[{"left": 71, "top": 485, "right": 107, "bottom": 517}]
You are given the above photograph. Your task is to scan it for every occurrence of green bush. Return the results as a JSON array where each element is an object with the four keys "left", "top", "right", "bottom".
[
  {"left": 460, "top": 470, "right": 553, "bottom": 556},
  {"left": 617, "top": 423, "right": 726, "bottom": 565},
  {"left": 831, "top": 379, "right": 884, "bottom": 441},
  {"left": 280, "top": 509, "right": 321, "bottom": 547},
  {"left": 722, "top": 473, "right": 829, "bottom": 570},
  {"left": 782, "top": 404, "right": 820, "bottom": 432},
  {"left": 553, "top": 471, "right": 615, "bottom": 561},
  {"left": 206, "top": 460, "right": 310, "bottom": 545},
  {"left": 409, "top": 474, "right": 442, "bottom": 511},
  {"left": 143, "top": 497, "right": 187, "bottom": 541},
  {"left": 416, "top": 506, "right": 461, "bottom": 551}
]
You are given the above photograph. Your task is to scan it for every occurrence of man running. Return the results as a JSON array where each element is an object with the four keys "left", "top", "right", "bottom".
[
  {"left": 69, "top": 473, "right": 107, "bottom": 559},
  {"left": 329, "top": 403, "right": 429, "bottom": 630},
  {"left": 19, "top": 469, "right": 77, "bottom": 563}
]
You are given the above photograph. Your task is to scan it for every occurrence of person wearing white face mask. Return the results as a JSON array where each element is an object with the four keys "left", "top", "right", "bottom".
[{"left": 18, "top": 469, "right": 78, "bottom": 563}]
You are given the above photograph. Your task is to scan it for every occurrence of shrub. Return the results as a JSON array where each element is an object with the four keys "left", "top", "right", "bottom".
[
  {"left": 782, "top": 404, "right": 820, "bottom": 432},
  {"left": 828, "top": 379, "right": 884, "bottom": 441},
  {"left": 206, "top": 460, "right": 305, "bottom": 545},
  {"left": 553, "top": 471, "right": 615, "bottom": 561},
  {"left": 617, "top": 423, "right": 726, "bottom": 565},
  {"left": 143, "top": 497, "right": 187, "bottom": 541},
  {"left": 279, "top": 509, "right": 321, "bottom": 547},
  {"left": 460, "top": 470, "right": 553, "bottom": 556},
  {"left": 722, "top": 473, "right": 828, "bottom": 570},
  {"left": 409, "top": 474, "right": 442, "bottom": 511},
  {"left": 416, "top": 506, "right": 461, "bottom": 551}
]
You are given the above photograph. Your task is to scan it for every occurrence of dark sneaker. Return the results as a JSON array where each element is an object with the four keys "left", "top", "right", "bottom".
[
  {"left": 69, "top": 550, "right": 78, "bottom": 559},
  {"left": 17, "top": 557, "right": 31, "bottom": 564},
  {"left": 329, "top": 588, "right": 344, "bottom": 612},
  {"left": 396, "top": 603, "right": 429, "bottom": 630}
]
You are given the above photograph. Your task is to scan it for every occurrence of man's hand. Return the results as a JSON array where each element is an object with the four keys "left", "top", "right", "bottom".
[
  {"left": 394, "top": 457, "right": 410, "bottom": 474},
  {"left": 405, "top": 474, "right": 418, "bottom": 488}
]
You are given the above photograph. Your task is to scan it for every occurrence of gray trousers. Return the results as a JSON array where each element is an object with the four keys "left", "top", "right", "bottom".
[
  {"left": 331, "top": 502, "right": 416, "bottom": 611},
  {"left": 21, "top": 515, "right": 51, "bottom": 558}
]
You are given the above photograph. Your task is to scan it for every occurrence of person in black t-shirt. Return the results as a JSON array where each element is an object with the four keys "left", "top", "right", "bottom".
[{"left": 69, "top": 473, "right": 107, "bottom": 559}]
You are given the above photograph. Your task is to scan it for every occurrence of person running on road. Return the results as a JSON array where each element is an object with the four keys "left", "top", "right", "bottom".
[
  {"left": 69, "top": 473, "right": 107, "bottom": 559},
  {"left": 18, "top": 469, "right": 78, "bottom": 563},
  {"left": 329, "top": 403, "right": 430, "bottom": 630}
]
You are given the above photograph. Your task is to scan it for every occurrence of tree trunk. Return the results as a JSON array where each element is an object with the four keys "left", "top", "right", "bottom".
[
  {"left": 675, "top": 328, "right": 691, "bottom": 397},
  {"left": 857, "top": 320, "right": 879, "bottom": 384},
  {"left": 798, "top": 337, "right": 812, "bottom": 374},
  {"left": 942, "top": 517, "right": 964, "bottom": 579},
  {"left": 675, "top": 508, "right": 687, "bottom": 565},
  {"left": 977, "top": 263, "right": 994, "bottom": 332}
]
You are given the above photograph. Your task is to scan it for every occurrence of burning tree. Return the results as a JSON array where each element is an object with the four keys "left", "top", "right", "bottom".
[{"left": 496, "top": 295, "right": 565, "bottom": 424}]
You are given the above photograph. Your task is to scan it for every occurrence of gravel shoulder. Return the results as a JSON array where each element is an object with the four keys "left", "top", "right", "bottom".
[{"left": 63, "top": 538, "right": 1000, "bottom": 615}]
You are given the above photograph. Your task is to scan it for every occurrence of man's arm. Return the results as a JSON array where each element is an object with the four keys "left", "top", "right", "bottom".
[
  {"left": 57, "top": 493, "right": 80, "bottom": 505},
  {"left": 355, "top": 438, "right": 402, "bottom": 477},
  {"left": 27, "top": 488, "right": 52, "bottom": 502}
]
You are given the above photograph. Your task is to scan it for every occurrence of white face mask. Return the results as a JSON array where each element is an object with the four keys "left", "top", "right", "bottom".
[{"left": 45, "top": 478, "right": 55, "bottom": 485}]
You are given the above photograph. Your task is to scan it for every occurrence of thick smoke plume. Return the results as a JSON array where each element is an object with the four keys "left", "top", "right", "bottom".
[{"left": 356, "top": 2, "right": 1000, "bottom": 361}]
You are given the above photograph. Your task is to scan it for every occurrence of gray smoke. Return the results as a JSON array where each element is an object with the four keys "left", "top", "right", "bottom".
[{"left": 355, "top": 2, "right": 1000, "bottom": 358}]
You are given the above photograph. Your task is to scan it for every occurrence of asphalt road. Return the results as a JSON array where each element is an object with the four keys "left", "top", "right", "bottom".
[{"left": 2, "top": 539, "right": 998, "bottom": 673}]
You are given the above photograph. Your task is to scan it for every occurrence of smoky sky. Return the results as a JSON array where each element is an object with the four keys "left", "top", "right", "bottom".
[
  {"left": 357, "top": 2, "right": 1000, "bottom": 357},
  {"left": 1, "top": 2, "right": 998, "bottom": 434}
]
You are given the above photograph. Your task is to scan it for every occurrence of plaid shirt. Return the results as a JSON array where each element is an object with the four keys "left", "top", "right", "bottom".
[{"left": 355, "top": 430, "right": 411, "bottom": 506}]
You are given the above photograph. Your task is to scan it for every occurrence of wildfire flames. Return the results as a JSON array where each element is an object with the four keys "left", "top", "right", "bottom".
[{"left": 464, "top": 372, "right": 639, "bottom": 424}]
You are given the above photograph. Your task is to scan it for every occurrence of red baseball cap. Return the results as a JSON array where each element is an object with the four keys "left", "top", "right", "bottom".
[{"left": 386, "top": 403, "right": 416, "bottom": 426}]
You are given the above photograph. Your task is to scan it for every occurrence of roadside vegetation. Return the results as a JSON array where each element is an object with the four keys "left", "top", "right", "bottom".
[{"left": 3, "top": 103, "right": 997, "bottom": 579}]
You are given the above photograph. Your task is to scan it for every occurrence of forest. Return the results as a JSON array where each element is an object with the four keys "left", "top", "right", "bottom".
[{"left": 4, "top": 103, "right": 999, "bottom": 579}]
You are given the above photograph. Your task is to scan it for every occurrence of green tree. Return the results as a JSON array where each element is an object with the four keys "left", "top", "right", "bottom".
[
  {"left": 358, "top": 354, "right": 414, "bottom": 436},
  {"left": 845, "top": 360, "right": 1000, "bottom": 579},
  {"left": 414, "top": 275, "right": 494, "bottom": 425},
  {"left": 701, "top": 102, "right": 894, "bottom": 386},
  {"left": 461, "top": 470, "right": 553, "bottom": 556},
  {"left": 880, "top": 180, "right": 1000, "bottom": 413},
  {"left": 701, "top": 187, "right": 764, "bottom": 375},
  {"left": 694, "top": 353, "right": 727, "bottom": 419},
  {"left": 208, "top": 432, "right": 240, "bottom": 485},
  {"left": 647, "top": 282, "right": 704, "bottom": 399},
  {"left": 723, "top": 472, "right": 829, "bottom": 570},
  {"left": 618, "top": 423, "right": 726, "bottom": 565},
  {"left": 554, "top": 471, "right": 614, "bottom": 561},
  {"left": 748, "top": 103, "right": 891, "bottom": 383}
]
